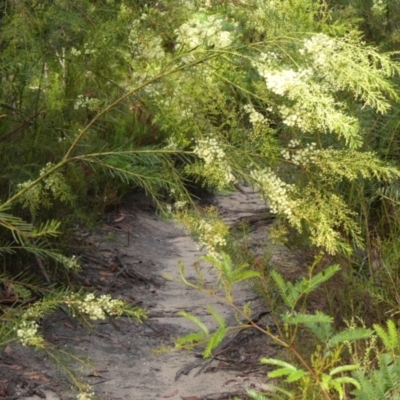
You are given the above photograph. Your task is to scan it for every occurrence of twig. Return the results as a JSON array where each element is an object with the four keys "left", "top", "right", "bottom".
[{"left": 35, "top": 254, "right": 51, "bottom": 284}]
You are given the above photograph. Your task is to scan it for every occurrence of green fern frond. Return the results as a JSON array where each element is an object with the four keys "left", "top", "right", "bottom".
[
  {"left": 262, "top": 358, "right": 309, "bottom": 383},
  {"left": 248, "top": 386, "right": 294, "bottom": 399},
  {"left": 247, "top": 390, "right": 272, "bottom": 400},
  {"left": 261, "top": 358, "right": 297, "bottom": 369},
  {"left": 177, "top": 311, "right": 209, "bottom": 335},
  {"left": 175, "top": 332, "right": 207, "bottom": 346},
  {"left": 204, "top": 326, "right": 228, "bottom": 358},
  {"left": 269, "top": 367, "right": 299, "bottom": 379},
  {"left": 328, "top": 328, "right": 373, "bottom": 348},
  {"left": 202, "top": 252, "right": 260, "bottom": 285},
  {"left": 286, "top": 369, "right": 309, "bottom": 382},
  {"left": 373, "top": 320, "right": 399, "bottom": 351},
  {"left": 333, "top": 376, "right": 361, "bottom": 389},
  {"left": 352, "top": 370, "right": 383, "bottom": 400},
  {"left": 283, "top": 311, "right": 333, "bottom": 342},
  {"left": 300, "top": 264, "right": 341, "bottom": 295},
  {"left": 283, "top": 312, "right": 333, "bottom": 325},
  {"left": 206, "top": 305, "right": 226, "bottom": 328},
  {"left": 330, "top": 364, "right": 360, "bottom": 376},
  {"left": 270, "top": 270, "right": 296, "bottom": 308}
]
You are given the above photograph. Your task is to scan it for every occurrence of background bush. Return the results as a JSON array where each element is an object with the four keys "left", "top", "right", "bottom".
[{"left": 1, "top": 0, "right": 400, "bottom": 398}]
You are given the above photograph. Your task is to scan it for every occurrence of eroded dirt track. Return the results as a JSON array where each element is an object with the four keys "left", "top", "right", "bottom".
[{"left": 1, "top": 190, "right": 281, "bottom": 400}]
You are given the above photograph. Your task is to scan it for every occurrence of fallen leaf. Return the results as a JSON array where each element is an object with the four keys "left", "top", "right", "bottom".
[
  {"left": 5, "top": 286, "right": 12, "bottom": 298},
  {"left": 63, "top": 322, "right": 74, "bottom": 330},
  {"left": 23, "top": 371, "right": 50, "bottom": 382},
  {"left": 87, "top": 371, "right": 101, "bottom": 378},
  {"left": 8, "top": 365, "right": 24, "bottom": 371},
  {"left": 3, "top": 345, "right": 13, "bottom": 357},
  {"left": 181, "top": 397, "right": 201, "bottom": 400},
  {"left": 114, "top": 215, "right": 125, "bottom": 223},
  {"left": 223, "top": 379, "right": 237, "bottom": 386},
  {"left": 163, "top": 389, "right": 178, "bottom": 398},
  {"left": 98, "top": 270, "right": 113, "bottom": 277}
]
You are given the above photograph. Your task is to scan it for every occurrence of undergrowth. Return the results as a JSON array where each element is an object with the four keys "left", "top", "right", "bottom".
[{"left": 1, "top": 0, "right": 400, "bottom": 398}]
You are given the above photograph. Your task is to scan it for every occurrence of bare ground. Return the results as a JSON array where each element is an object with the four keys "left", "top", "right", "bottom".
[{"left": 0, "top": 189, "right": 292, "bottom": 400}]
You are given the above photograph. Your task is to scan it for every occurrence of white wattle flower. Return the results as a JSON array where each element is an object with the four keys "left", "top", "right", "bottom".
[
  {"left": 175, "top": 15, "right": 235, "bottom": 50},
  {"left": 250, "top": 168, "right": 298, "bottom": 221},
  {"left": 65, "top": 293, "right": 127, "bottom": 320},
  {"left": 192, "top": 136, "right": 235, "bottom": 189},
  {"left": 16, "top": 321, "right": 44, "bottom": 347}
]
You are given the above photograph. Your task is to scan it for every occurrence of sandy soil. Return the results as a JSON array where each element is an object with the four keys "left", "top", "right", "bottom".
[{"left": 0, "top": 189, "right": 283, "bottom": 400}]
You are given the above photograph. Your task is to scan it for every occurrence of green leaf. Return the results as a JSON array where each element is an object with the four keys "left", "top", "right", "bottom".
[
  {"left": 328, "top": 328, "right": 373, "bottom": 348},
  {"left": 177, "top": 311, "right": 209, "bottom": 334},
  {"left": 283, "top": 312, "right": 333, "bottom": 325},
  {"left": 206, "top": 305, "right": 226, "bottom": 328},
  {"left": 268, "top": 367, "right": 297, "bottom": 379},
  {"left": 204, "top": 326, "right": 227, "bottom": 358},
  {"left": 248, "top": 386, "right": 295, "bottom": 399},
  {"left": 261, "top": 358, "right": 296, "bottom": 370},
  {"left": 270, "top": 270, "right": 294, "bottom": 308},
  {"left": 286, "top": 369, "right": 309, "bottom": 382},
  {"left": 302, "top": 264, "right": 341, "bottom": 294},
  {"left": 333, "top": 377, "right": 361, "bottom": 389},
  {"left": 232, "top": 269, "right": 261, "bottom": 283},
  {"left": 330, "top": 364, "right": 360, "bottom": 375},
  {"left": 175, "top": 332, "right": 206, "bottom": 346},
  {"left": 373, "top": 320, "right": 399, "bottom": 350}
]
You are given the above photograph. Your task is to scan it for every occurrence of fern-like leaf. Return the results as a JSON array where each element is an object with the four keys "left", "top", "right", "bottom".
[
  {"left": 301, "top": 264, "right": 341, "bottom": 294},
  {"left": 177, "top": 311, "right": 209, "bottom": 334},
  {"left": 204, "top": 326, "right": 227, "bottom": 358},
  {"left": 175, "top": 332, "right": 207, "bottom": 346},
  {"left": 270, "top": 270, "right": 295, "bottom": 308},
  {"left": 283, "top": 312, "right": 333, "bottom": 325},
  {"left": 373, "top": 320, "right": 399, "bottom": 351},
  {"left": 328, "top": 328, "right": 373, "bottom": 348},
  {"left": 206, "top": 305, "right": 226, "bottom": 328}
]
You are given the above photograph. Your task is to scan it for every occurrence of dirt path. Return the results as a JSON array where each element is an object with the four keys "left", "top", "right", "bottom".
[{"left": 1, "top": 190, "right": 280, "bottom": 400}]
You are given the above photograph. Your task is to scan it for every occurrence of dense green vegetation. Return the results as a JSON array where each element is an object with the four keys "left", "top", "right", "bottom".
[{"left": 1, "top": 0, "right": 400, "bottom": 398}]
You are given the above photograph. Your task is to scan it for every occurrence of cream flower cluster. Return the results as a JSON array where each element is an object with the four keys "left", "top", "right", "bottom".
[
  {"left": 193, "top": 137, "right": 235, "bottom": 188},
  {"left": 281, "top": 142, "right": 320, "bottom": 165},
  {"left": 66, "top": 293, "right": 126, "bottom": 320},
  {"left": 128, "top": 20, "right": 165, "bottom": 62},
  {"left": 70, "top": 43, "right": 97, "bottom": 57},
  {"left": 251, "top": 168, "right": 297, "bottom": 218},
  {"left": 194, "top": 137, "right": 225, "bottom": 164},
  {"left": 197, "top": 219, "right": 227, "bottom": 255},
  {"left": 258, "top": 51, "right": 279, "bottom": 65},
  {"left": 175, "top": 15, "right": 234, "bottom": 49},
  {"left": 258, "top": 60, "right": 359, "bottom": 142},
  {"left": 300, "top": 34, "right": 336, "bottom": 69},
  {"left": 243, "top": 104, "right": 269, "bottom": 126},
  {"left": 59, "top": 255, "right": 81, "bottom": 272},
  {"left": 254, "top": 36, "right": 360, "bottom": 143},
  {"left": 16, "top": 179, "right": 42, "bottom": 212},
  {"left": 260, "top": 68, "right": 311, "bottom": 96},
  {"left": 278, "top": 104, "right": 309, "bottom": 130},
  {"left": 74, "top": 94, "right": 101, "bottom": 111},
  {"left": 371, "top": 0, "right": 386, "bottom": 16},
  {"left": 76, "top": 388, "right": 95, "bottom": 400},
  {"left": 176, "top": 207, "right": 229, "bottom": 257},
  {"left": 17, "top": 162, "right": 73, "bottom": 213},
  {"left": 16, "top": 321, "right": 44, "bottom": 347}
]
